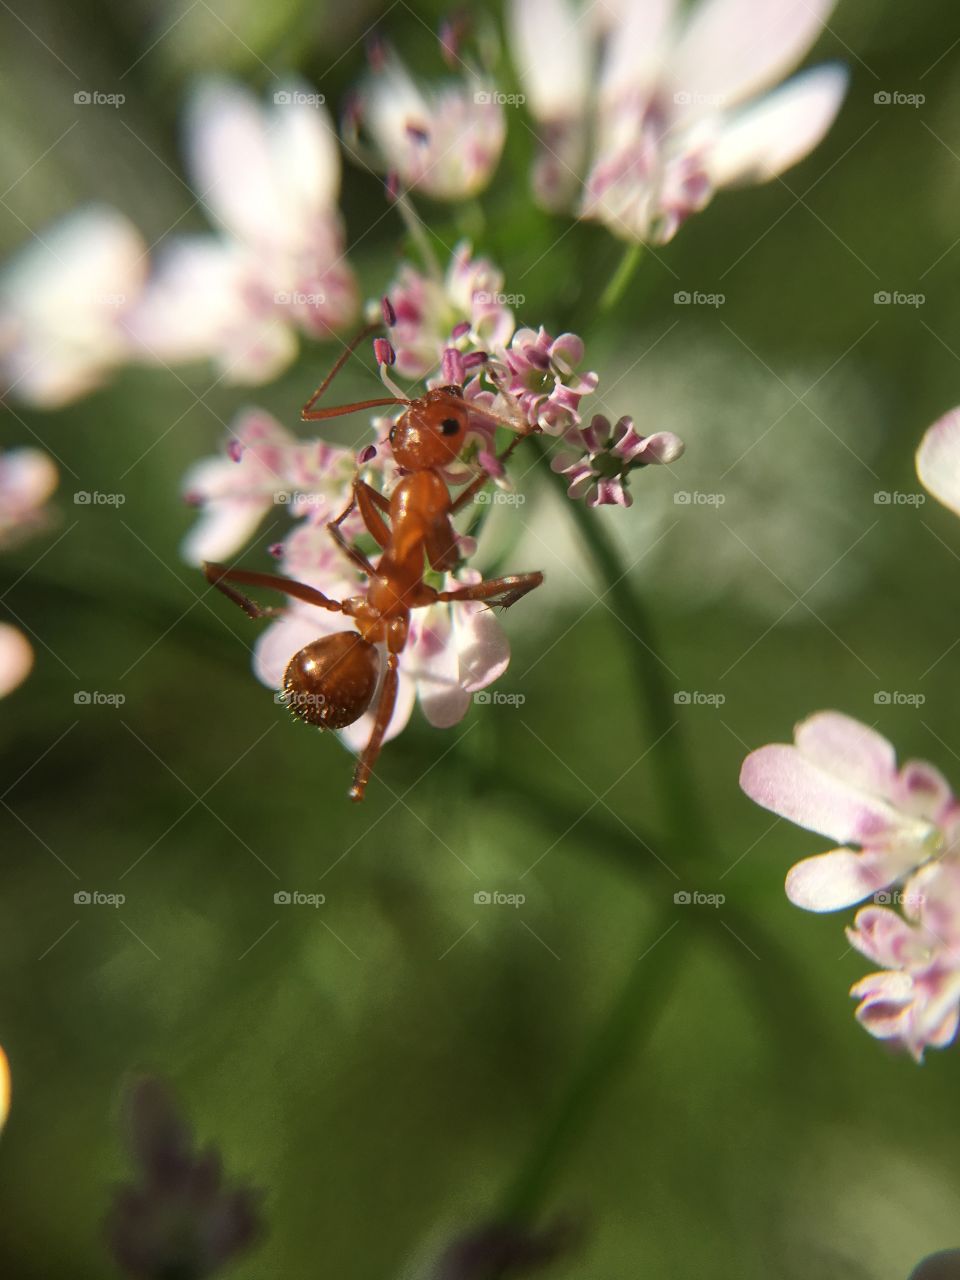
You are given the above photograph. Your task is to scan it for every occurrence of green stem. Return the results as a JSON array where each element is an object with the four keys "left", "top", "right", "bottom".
[
  {"left": 598, "top": 242, "right": 644, "bottom": 314},
  {"left": 534, "top": 439, "right": 708, "bottom": 859},
  {"left": 494, "top": 908, "right": 681, "bottom": 1231}
]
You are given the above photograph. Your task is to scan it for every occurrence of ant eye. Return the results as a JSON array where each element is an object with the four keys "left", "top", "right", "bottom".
[
  {"left": 440, "top": 418, "right": 461, "bottom": 436},
  {"left": 389, "top": 425, "right": 397, "bottom": 444}
]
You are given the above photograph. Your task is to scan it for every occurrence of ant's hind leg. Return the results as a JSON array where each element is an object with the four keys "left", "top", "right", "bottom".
[
  {"left": 203, "top": 562, "right": 345, "bottom": 619},
  {"left": 349, "top": 651, "right": 399, "bottom": 802},
  {"left": 436, "top": 571, "right": 544, "bottom": 611}
]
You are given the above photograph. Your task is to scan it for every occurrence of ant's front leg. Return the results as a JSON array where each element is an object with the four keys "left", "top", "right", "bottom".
[
  {"left": 327, "top": 480, "right": 392, "bottom": 576},
  {"left": 203, "top": 562, "right": 346, "bottom": 619},
  {"left": 437, "top": 571, "right": 544, "bottom": 611}
]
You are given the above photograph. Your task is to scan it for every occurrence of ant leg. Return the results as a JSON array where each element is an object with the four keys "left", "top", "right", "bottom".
[
  {"left": 436, "top": 571, "right": 544, "bottom": 610},
  {"left": 450, "top": 428, "right": 539, "bottom": 514},
  {"left": 349, "top": 651, "right": 399, "bottom": 802},
  {"left": 203, "top": 562, "right": 345, "bottom": 619},
  {"left": 327, "top": 481, "right": 391, "bottom": 576}
]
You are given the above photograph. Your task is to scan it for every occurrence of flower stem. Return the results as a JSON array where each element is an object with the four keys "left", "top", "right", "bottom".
[
  {"left": 533, "top": 439, "right": 708, "bottom": 857},
  {"left": 492, "top": 907, "right": 682, "bottom": 1233},
  {"left": 598, "top": 242, "right": 644, "bottom": 314}
]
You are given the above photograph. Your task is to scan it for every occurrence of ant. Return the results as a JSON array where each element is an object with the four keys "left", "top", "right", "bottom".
[{"left": 203, "top": 324, "right": 543, "bottom": 802}]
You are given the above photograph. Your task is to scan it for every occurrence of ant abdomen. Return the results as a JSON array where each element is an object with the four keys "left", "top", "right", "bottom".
[{"left": 282, "top": 632, "right": 379, "bottom": 729}]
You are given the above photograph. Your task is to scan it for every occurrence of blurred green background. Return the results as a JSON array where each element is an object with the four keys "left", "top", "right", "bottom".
[{"left": 2, "top": 1, "right": 960, "bottom": 1276}]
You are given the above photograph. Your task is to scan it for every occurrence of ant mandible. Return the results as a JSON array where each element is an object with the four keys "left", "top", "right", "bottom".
[{"left": 203, "top": 323, "right": 544, "bottom": 802}]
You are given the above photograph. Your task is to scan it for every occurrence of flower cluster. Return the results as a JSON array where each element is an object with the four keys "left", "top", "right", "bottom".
[
  {"left": 0, "top": 78, "right": 359, "bottom": 404},
  {"left": 509, "top": 0, "right": 849, "bottom": 243},
  {"left": 373, "top": 243, "right": 683, "bottom": 503},
  {"left": 740, "top": 712, "right": 960, "bottom": 1061}
]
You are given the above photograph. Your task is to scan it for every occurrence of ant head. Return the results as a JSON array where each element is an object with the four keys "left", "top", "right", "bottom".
[
  {"left": 281, "top": 632, "right": 379, "bottom": 729},
  {"left": 388, "top": 388, "right": 470, "bottom": 471}
]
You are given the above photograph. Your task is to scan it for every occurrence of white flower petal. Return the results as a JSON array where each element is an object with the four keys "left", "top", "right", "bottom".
[
  {"left": 509, "top": 0, "right": 592, "bottom": 122},
  {"left": 786, "top": 847, "right": 901, "bottom": 911},
  {"left": 599, "top": 0, "right": 677, "bottom": 106},
  {"left": 917, "top": 407, "right": 960, "bottom": 517},
  {"left": 707, "top": 64, "right": 849, "bottom": 188},
  {"left": 269, "top": 83, "right": 342, "bottom": 228},
  {"left": 186, "top": 79, "right": 290, "bottom": 247},
  {"left": 0, "top": 206, "right": 146, "bottom": 407},
  {"left": 671, "top": 0, "right": 839, "bottom": 112},
  {"left": 739, "top": 744, "right": 906, "bottom": 845},
  {"left": 0, "top": 623, "right": 33, "bottom": 697},
  {"left": 794, "top": 710, "right": 896, "bottom": 800}
]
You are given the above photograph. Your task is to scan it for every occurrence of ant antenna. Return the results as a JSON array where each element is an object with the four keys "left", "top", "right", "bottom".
[{"left": 302, "top": 321, "right": 411, "bottom": 421}]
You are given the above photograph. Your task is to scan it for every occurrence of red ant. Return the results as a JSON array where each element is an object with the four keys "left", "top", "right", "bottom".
[{"left": 203, "top": 324, "right": 543, "bottom": 802}]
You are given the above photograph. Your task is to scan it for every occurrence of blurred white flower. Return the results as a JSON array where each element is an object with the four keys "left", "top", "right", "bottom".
[
  {"left": 130, "top": 78, "right": 359, "bottom": 384},
  {"left": 917, "top": 406, "right": 960, "bottom": 517},
  {"left": 0, "top": 1044, "right": 8, "bottom": 1132},
  {"left": 0, "top": 444, "right": 57, "bottom": 698},
  {"left": 344, "top": 48, "right": 506, "bottom": 200},
  {"left": 0, "top": 207, "right": 147, "bottom": 408},
  {"left": 0, "top": 446, "right": 58, "bottom": 547},
  {"left": 0, "top": 624, "right": 33, "bottom": 698},
  {"left": 182, "top": 408, "right": 354, "bottom": 565},
  {"left": 509, "top": 0, "right": 848, "bottom": 242}
]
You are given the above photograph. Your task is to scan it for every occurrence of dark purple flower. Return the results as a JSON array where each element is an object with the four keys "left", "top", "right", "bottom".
[{"left": 105, "top": 1077, "right": 263, "bottom": 1280}]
